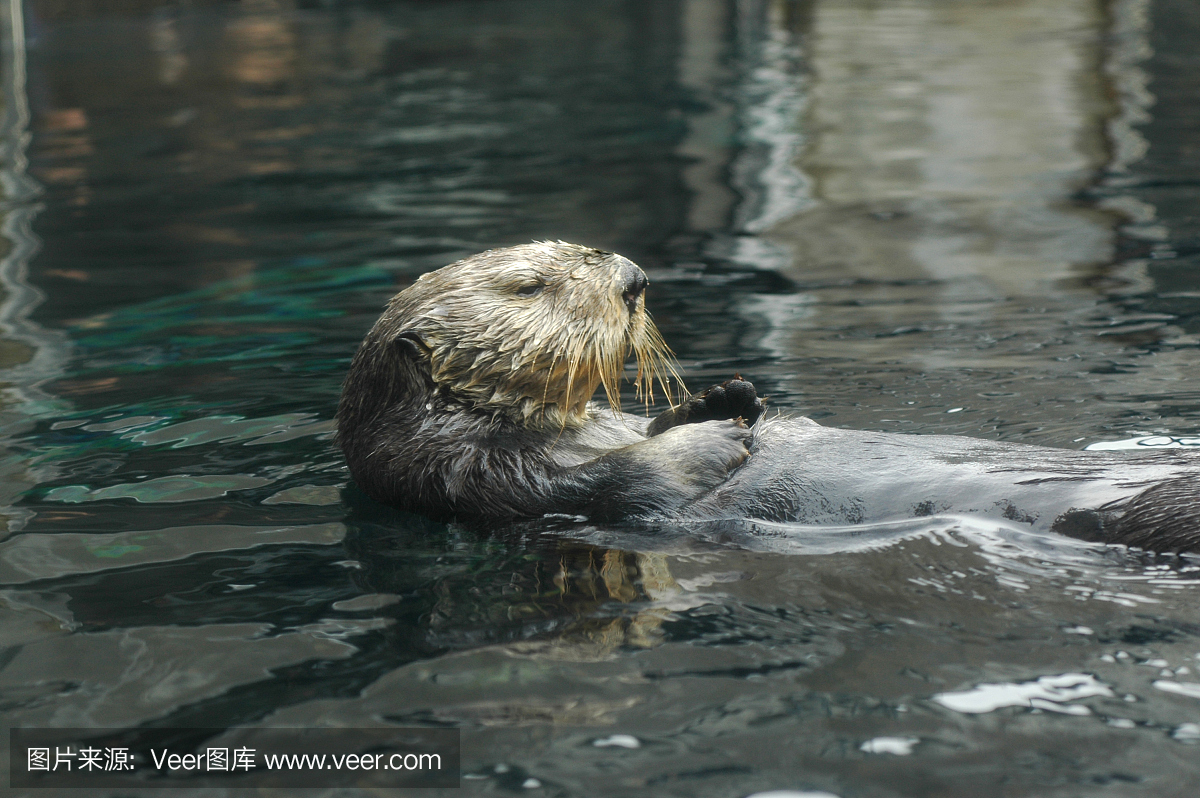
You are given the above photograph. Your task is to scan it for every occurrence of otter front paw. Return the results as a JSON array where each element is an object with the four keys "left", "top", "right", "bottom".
[
  {"left": 559, "top": 419, "right": 751, "bottom": 521},
  {"left": 666, "top": 419, "right": 753, "bottom": 491},
  {"left": 647, "top": 376, "right": 765, "bottom": 436}
]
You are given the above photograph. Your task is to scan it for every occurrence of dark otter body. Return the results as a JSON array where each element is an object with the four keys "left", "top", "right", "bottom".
[{"left": 337, "top": 242, "right": 1200, "bottom": 554}]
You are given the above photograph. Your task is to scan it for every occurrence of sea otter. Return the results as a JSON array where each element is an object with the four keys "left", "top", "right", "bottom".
[{"left": 337, "top": 242, "right": 1200, "bottom": 553}]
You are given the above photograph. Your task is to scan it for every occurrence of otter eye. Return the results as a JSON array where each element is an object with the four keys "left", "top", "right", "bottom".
[{"left": 516, "top": 282, "right": 545, "bottom": 297}]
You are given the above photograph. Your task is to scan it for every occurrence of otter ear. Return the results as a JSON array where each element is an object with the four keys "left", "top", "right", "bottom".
[{"left": 393, "top": 331, "right": 430, "bottom": 361}]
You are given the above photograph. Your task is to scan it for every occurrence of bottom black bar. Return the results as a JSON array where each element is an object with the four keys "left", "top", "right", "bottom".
[{"left": 10, "top": 727, "right": 459, "bottom": 788}]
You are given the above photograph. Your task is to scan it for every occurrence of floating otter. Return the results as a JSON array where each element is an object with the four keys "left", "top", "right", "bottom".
[{"left": 337, "top": 241, "right": 1200, "bottom": 553}]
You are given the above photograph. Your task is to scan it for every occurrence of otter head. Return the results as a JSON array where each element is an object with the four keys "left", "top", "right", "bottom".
[{"left": 373, "top": 241, "right": 679, "bottom": 428}]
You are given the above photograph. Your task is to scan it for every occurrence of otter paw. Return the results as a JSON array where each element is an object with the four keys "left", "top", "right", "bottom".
[
  {"left": 647, "top": 375, "right": 765, "bottom": 435},
  {"left": 695, "top": 376, "right": 765, "bottom": 425},
  {"left": 655, "top": 419, "right": 752, "bottom": 492}
]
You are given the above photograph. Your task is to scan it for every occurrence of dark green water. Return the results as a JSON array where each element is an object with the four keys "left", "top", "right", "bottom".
[{"left": 2, "top": 1, "right": 1200, "bottom": 796}]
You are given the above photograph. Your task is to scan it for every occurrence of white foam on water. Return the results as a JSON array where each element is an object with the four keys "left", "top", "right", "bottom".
[
  {"left": 933, "top": 673, "right": 1113, "bottom": 714},
  {"left": 1085, "top": 435, "right": 1200, "bottom": 450},
  {"left": 859, "top": 736, "right": 919, "bottom": 755},
  {"left": 1152, "top": 681, "right": 1200, "bottom": 700},
  {"left": 1172, "top": 723, "right": 1200, "bottom": 742},
  {"left": 592, "top": 734, "right": 641, "bottom": 749}
]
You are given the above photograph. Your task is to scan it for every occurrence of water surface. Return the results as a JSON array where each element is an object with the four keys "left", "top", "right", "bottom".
[{"left": 2, "top": 1, "right": 1200, "bottom": 796}]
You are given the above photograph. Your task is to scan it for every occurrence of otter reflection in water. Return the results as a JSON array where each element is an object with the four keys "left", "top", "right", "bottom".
[
  {"left": 346, "top": 515, "right": 685, "bottom": 662},
  {"left": 337, "top": 242, "right": 1200, "bottom": 553}
]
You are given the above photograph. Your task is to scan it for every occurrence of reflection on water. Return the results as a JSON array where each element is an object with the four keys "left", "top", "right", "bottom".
[
  {"left": 746, "top": 0, "right": 1200, "bottom": 446},
  {"left": 1, "top": 0, "right": 1200, "bottom": 796},
  {"left": 781, "top": 0, "right": 1116, "bottom": 291}
]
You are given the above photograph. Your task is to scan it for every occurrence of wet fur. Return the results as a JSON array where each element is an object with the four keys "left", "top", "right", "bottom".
[
  {"left": 338, "top": 242, "right": 1200, "bottom": 553},
  {"left": 698, "top": 417, "right": 1200, "bottom": 553},
  {"left": 337, "top": 242, "right": 750, "bottom": 521}
]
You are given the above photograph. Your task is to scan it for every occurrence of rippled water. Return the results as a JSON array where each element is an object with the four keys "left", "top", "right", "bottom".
[{"left": 2, "top": 1, "right": 1200, "bottom": 796}]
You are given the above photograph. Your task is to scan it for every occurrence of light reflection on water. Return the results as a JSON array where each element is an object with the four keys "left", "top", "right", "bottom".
[{"left": 1, "top": 1, "right": 1200, "bottom": 796}]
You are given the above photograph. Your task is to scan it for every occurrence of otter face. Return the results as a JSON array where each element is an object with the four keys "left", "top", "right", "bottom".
[{"left": 383, "top": 241, "right": 679, "bottom": 427}]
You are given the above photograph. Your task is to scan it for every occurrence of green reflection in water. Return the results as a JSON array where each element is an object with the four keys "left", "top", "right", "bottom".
[
  {"left": 66, "top": 261, "right": 396, "bottom": 370},
  {"left": 45, "top": 474, "right": 273, "bottom": 503}
]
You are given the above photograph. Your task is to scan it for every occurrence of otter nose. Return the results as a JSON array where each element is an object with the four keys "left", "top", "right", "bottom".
[{"left": 620, "top": 262, "right": 648, "bottom": 310}]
